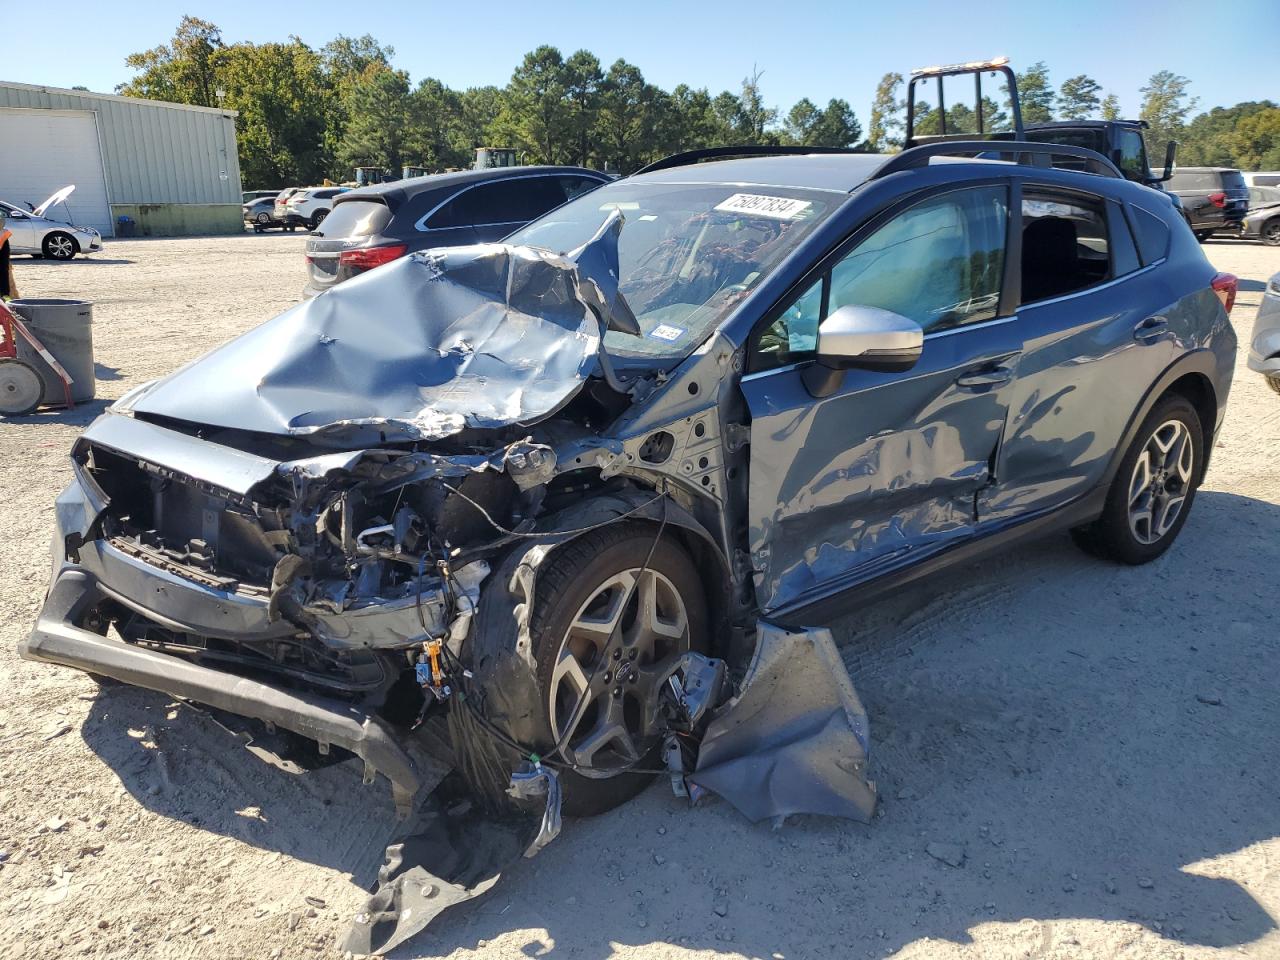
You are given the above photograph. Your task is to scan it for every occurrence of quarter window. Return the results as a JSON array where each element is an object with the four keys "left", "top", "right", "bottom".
[
  {"left": 1127, "top": 205, "right": 1171, "bottom": 264},
  {"left": 752, "top": 185, "right": 1008, "bottom": 370}
]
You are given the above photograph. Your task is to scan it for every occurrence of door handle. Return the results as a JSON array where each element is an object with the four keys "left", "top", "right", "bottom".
[
  {"left": 955, "top": 365, "right": 1013, "bottom": 389},
  {"left": 1133, "top": 316, "right": 1168, "bottom": 343}
]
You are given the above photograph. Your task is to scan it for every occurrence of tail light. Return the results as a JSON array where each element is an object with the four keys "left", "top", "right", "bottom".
[
  {"left": 338, "top": 244, "right": 408, "bottom": 270},
  {"left": 1211, "top": 272, "right": 1238, "bottom": 313},
  {"left": 1208, "top": 191, "right": 1226, "bottom": 208}
]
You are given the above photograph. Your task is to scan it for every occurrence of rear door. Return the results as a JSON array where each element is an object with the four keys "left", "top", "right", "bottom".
[
  {"left": 741, "top": 183, "right": 1021, "bottom": 612},
  {"left": 983, "top": 182, "right": 1171, "bottom": 520}
]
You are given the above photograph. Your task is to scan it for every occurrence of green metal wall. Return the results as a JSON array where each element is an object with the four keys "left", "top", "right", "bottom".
[{"left": 0, "top": 81, "right": 243, "bottom": 233}]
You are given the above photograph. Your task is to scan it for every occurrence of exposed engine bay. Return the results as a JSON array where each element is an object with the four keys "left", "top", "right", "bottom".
[{"left": 23, "top": 215, "right": 877, "bottom": 952}]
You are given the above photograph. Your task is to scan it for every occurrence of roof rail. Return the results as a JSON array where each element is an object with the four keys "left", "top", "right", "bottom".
[
  {"left": 634, "top": 145, "right": 866, "bottom": 176},
  {"left": 871, "top": 140, "right": 1124, "bottom": 181}
]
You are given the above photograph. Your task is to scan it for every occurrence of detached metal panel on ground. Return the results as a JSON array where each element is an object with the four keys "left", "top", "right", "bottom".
[{"left": 0, "top": 81, "right": 243, "bottom": 237}]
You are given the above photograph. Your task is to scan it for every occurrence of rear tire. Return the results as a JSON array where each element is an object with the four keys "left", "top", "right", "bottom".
[
  {"left": 1267, "top": 376, "right": 1280, "bottom": 396},
  {"left": 310, "top": 210, "right": 328, "bottom": 230},
  {"left": 1071, "top": 394, "right": 1203, "bottom": 565},
  {"left": 529, "top": 523, "right": 708, "bottom": 816}
]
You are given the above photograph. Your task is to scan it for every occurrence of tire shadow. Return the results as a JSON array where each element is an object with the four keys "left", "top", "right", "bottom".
[{"left": 77, "top": 489, "right": 1280, "bottom": 959}]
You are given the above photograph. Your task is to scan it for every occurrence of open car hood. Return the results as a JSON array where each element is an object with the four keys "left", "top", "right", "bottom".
[
  {"left": 33, "top": 185, "right": 75, "bottom": 219},
  {"left": 129, "top": 215, "right": 636, "bottom": 446}
]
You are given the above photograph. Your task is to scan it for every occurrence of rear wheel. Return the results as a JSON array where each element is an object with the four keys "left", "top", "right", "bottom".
[
  {"left": 529, "top": 524, "right": 707, "bottom": 815},
  {"left": 1261, "top": 218, "right": 1280, "bottom": 247},
  {"left": 309, "top": 209, "right": 328, "bottom": 230},
  {"left": 255, "top": 212, "right": 270, "bottom": 224},
  {"left": 1193, "top": 230, "right": 1213, "bottom": 243},
  {"left": 43, "top": 232, "right": 77, "bottom": 260},
  {"left": 1071, "top": 394, "right": 1203, "bottom": 564},
  {"left": 1266, "top": 376, "right": 1280, "bottom": 396}
]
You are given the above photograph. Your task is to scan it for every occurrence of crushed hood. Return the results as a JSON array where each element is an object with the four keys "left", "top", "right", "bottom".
[{"left": 131, "top": 216, "right": 633, "bottom": 445}]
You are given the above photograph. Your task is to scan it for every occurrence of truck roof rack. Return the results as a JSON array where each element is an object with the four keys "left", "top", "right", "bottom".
[
  {"left": 872, "top": 140, "right": 1123, "bottom": 180},
  {"left": 634, "top": 145, "right": 867, "bottom": 175}
]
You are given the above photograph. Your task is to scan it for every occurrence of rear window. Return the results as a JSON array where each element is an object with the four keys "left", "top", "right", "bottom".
[
  {"left": 1220, "top": 171, "right": 1247, "bottom": 193},
  {"left": 1127, "top": 205, "right": 1171, "bottom": 264},
  {"left": 1168, "top": 170, "right": 1236, "bottom": 191},
  {"left": 315, "top": 199, "right": 392, "bottom": 239}
]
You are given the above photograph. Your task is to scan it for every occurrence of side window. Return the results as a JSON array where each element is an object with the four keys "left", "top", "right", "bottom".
[
  {"left": 1020, "top": 193, "right": 1110, "bottom": 304},
  {"left": 756, "top": 276, "right": 823, "bottom": 367},
  {"left": 1128, "top": 205, "right": 1171, "bottom": 264},
  {"left": 559, "top": 176, "right": 603, "bottom": 201},
  {"left": 428, "top": 177, "right": 566, "bottom": 229},
  {"left": 1116, "top": 131, "right": 1148, "bottom": 181},
  {"left": 829, "top": 186, "right": 1007, "bottom": 334},
  {"left": 1108, "top": 202, "right": 1141, "bottom": 277},
  {"left": 751, "top": 185, "right": 1008, "bottom": 370}
]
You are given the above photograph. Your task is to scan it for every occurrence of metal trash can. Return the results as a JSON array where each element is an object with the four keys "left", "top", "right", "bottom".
[
  {"left": 116, "top": 215, "right": 136, "bottom": 238},
  {"left": 10, "top": 299, "right": 96, "bottom": 403}
]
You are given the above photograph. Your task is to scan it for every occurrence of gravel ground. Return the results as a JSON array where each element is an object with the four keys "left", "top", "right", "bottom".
[{"left": 1, "top": 233, "right": 1278, "bottom": 960}]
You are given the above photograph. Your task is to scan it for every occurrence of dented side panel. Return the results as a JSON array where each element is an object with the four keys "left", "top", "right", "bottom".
[{"left": 741, "top": 319, "right": 1023, "bottom": 612}]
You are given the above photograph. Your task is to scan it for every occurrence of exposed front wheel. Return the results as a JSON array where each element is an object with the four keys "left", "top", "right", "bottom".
[
  {"left": 43, "top": 232, "right": 77, "bottom": 260},
  {"left": 1261, "top": 218, "right": 1280, "bottom": 247},
  {"left": 1071, "top": 395, "right": 1203, "bottom": 564},
  {"left": 530, "top": 524, "right": 707, "bottom": 815}
]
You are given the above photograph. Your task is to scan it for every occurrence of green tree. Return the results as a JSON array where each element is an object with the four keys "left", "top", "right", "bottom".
[
  {"left": 212, "top": 39, "right": 329, "bottom": 187},
  {"left": 737, "top": 67, "right": 777, "bottom": 142},
  {"left": 337, "top": 67, "right": 415, "bottom": 173},
  {"left": 867, "top": 72, "right": 904, "bottom": 150},
  {"left": 1230, "top": 108, "right": 1280, "bottom": 170},
  {"left": 119, "top": 16, "right": 224, "bottom": 106},
  {"left": 1058, "top": 74, "right": 1101, "bottom": 120},
  {"left": 496, "top": 45, "right": 572, "bottom": 164},
  {"left": 563, "top": 50, "right": 603, "bottom": 167},
  {"left": 1013, "top": 60, "right": 1054, "bottom": 124},
  {"left": 1139, "top": 71, "right": 1198, "bottom": 153},
  {"left": 1100, "top": 93, "right": 1121, "bottom": 121},
  {"left": 786, "top": 98, "right": 861, "bottom": 147},
  {"left": 1178, "top": 101, "right": 1277, "bottom": 166}
]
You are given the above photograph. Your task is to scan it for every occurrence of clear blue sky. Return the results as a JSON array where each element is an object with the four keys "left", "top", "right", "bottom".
[{"left": 4, "top": 0, "right": 1274, "bottom": 123}]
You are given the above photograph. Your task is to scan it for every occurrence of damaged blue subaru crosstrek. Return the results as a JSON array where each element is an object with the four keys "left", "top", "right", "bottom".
[{"left": 22, "top": 140, "right": 1238, "bottom": 823}]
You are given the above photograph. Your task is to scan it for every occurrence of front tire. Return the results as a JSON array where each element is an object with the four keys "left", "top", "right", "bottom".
[
  {"left": 529, "top": 523, "right": 707, "bottom": 816},
  {"left": 310, "top": 210, "right": 328, "bottom": 230},
  {"left": 1261, "top": 218, "right": 1280, "bottom": 247},
  {"left": 1194, "top": 230, "right": 1213, "bottom": 243},
  {"left": 43, "top": 232, "right": 77, "bottom": 260},
  {"left": 1071, "top": 394, "right": 1203, "bottom": 564},
  {"left": 1266, "top": 376, "right": 1280, "bottom": 396}
]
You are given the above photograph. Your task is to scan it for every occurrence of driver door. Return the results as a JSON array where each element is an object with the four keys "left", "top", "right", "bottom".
[
  {"left": 740, "top": 184, "right": 1021, "bottom": 613},
  {"left": 4, "top": 207, "right": 35, "bottom": 253}
]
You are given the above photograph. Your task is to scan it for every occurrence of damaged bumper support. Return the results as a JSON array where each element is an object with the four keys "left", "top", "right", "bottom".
[{"left": 20, "top": 570, "right": 423, "bottom": 816}]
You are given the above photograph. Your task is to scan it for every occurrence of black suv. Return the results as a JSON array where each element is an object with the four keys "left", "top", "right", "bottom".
[
  {"left": 303, "top": 166, "right": 608, "bottom": 296},
  {"left": 1163, "top": 167, "right": 1249, "bottom": 241}
]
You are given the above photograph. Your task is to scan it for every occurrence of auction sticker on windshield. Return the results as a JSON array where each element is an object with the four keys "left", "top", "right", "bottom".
[{"left": 715, "top": 193, "right": 812, "bottom": 220}]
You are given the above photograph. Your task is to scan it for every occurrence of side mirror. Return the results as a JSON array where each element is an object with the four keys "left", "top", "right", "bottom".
[
  {"left": 801, "top": 304, "right": 923, "bottom": 398},
  {"left": 1158, "top": 140, "right": 1177, "bottom": 183}
]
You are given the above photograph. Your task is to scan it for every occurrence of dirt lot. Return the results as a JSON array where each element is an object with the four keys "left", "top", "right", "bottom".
[{"left": 1, "top": 233, "right": 1278, "bottom": 960}]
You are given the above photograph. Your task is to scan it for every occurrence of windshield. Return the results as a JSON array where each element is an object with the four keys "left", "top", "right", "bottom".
[{"left": 506, "top": 180, "right": 837, "bottom": 360}]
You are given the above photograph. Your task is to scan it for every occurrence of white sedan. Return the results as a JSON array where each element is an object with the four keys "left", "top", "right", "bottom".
[{"left": 1, "top": 186, "right": 103, "bottom": 260}]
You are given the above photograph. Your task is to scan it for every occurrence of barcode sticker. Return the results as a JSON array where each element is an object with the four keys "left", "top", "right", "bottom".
[{"left": 714, "top": 193, "right": 812, "bottom": 220}]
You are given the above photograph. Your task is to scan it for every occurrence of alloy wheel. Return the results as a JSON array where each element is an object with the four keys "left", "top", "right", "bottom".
[
  {"left": 1263, "top": 220, "right": 1280, "bottom": 246},
  {"left": 548, "top": 568, "right": 689, "bottom": 776},
  {"left": 47, "top": 235, "right": 74, "bottom": 259},
  {"left": 1127, "top": 419, "right": 1194, "bottom": 545}
]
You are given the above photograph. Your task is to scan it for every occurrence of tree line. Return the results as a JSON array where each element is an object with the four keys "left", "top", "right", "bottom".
[{"left": 119, "top": 19, "right": 1280, "bottom": 189}]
